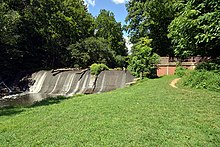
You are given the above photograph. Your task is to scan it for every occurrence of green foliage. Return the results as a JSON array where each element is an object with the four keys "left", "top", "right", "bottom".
[
  {"left": 68, "top": 37, "right": 115, "bottom": 68},
  {"left": 174, "top": 66, "right": 189, "bottom": 77},
  {"left": 0, "top": 0, "right": 94, "bottom": 78},
  {"left": 182, "top": 70, "right": 220, "bottom": 92},
  {"left": 114, "top": 55, "right": 127, "bottom": 68},
  {"left": 125, "top": 0, "right": 179, "bottom": 56},
  {"left": 126, "top": 0, "right": 220, "bottom": 58},
  {"left": 196, "top": 58, "right": 220, "bottom": 72},
  {"left": 0, "top": 2, "right": 20, "bottom": 46},
  {"left": 128, "top": 38, "right": 160, "bottom": 78},
  {"left": 0, "top": 3, "right": 127, "bottom": 81},
  {"left": 168, "top": 0, "right": 220, "bottom": 58},
  {"left": 95, "top": 9, "right": 127, "bottom": 56},
  {"left": 90, "top": 63, "right": 109, "bottom": 75},
  {"left": 0, "top": 2, "right": 22, "bottom": 77}
]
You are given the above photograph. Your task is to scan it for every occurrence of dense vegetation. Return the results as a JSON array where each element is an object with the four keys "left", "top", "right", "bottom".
[
  {"left": 1, "top": 76, "right": 220, "bottom": 146},
  {"left": 126, "top": 0, "right": 220, "bottom": 58},
  {"left": 125, "top": 0, "right": 219, "bottom": 78},
  {"left": 181, "top": 70, "right": 220, "bottom": 92},
  {"left": 1, "top": 0, "right": 219, "bottom": 80},
  {"left": 175, "top": 58, "right": 220, "bottom": 92},
  {"left": 0, "top": 0, "right": 126, "bottom": 80}
]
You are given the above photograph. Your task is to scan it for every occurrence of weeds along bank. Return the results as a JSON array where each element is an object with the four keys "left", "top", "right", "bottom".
[{"left": 175, "top": 58, "right": 220, "bottom": 92}]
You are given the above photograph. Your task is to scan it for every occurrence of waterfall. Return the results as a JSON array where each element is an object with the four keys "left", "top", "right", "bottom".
[
  {"left": 60, "top": 73, "right": 75, "bottom": 95},
  {"left": 29, "top": 71, "right": 47, "bottom": 93},
  {"left": 28, "top": 69, "right": 135, "bottom": 97},
  {"left": 1, "top": 69, "right": 136, "bottom": 107}
]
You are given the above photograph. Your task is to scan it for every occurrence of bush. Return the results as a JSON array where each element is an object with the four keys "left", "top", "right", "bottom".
[
  {"left": 181, "top": 70, "right": 220, "bottom": 92},
  {"left": 90, "top": 63, "right": 109, "bottom": 75},
  {"left": 196, "top": 58, "right": 220, "bottom": 72},
  {"left": 175, "top": 66, "right": 189, "bottom": 77}
]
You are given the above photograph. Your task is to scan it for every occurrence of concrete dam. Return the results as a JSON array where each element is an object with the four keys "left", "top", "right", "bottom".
[
  {"left": 29, "top": 69, "right": 135, "bottom": 95},
  {"left": 0, "top": 69, "right": 135, "bottom": 107}
]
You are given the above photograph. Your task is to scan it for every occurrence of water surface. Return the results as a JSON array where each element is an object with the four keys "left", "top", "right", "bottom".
[{"left": 0, "top": 93, "right": 55, "bottom": 108}]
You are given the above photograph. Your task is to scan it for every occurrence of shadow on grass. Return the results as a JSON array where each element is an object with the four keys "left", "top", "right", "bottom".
[
  {"left": 26, "top": 94, "right": 84, "bottom": 108},
  {"left": 0, "top": 106, "right": 24, "bottom": 116},
  {"left": 29, "top": 96, "right": 70, "bottom": 108},
  {"left": 0, "top": 95, "right": 84, "bottom": 116}
]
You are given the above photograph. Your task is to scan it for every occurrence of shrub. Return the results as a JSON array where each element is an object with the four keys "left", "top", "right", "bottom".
[
  {"left": 196, "top": 58, "right": 220, "bottom": 72},
  {"left": 175, "top": 66, "right": 189, "bottom": 77},
  {"left": 90, "top": 63, "right": 109, "bottom": 75},
  {"left": 181, "top": 70, "right": 220, "bottom": 92}
]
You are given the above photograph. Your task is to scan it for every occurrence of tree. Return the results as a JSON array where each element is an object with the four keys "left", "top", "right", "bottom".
[
  {"left": 67, "top": 37, "right": 115, "bottom": 68},
  {"left": 0, "top": 2, "right": 21, "bottom": 77},
  {"left": 168, "top": 0, "right": 220, "bottom": 58},
  {"left": 128, "top": 38, "right": 160, "bottom": 78},
  {"left": 95, "top": 9, "right": 127, "bottom": 57},
  {"left": 1, "top": 0, "right": 94, "bottom": 71},
  {"left": 125, "top": 0, "right": 179, "bottom": 56},
  {"left": 0, "top": 0, "right": 97, "bottom": 83}
]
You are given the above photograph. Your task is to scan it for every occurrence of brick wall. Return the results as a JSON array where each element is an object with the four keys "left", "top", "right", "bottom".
[
  {"left": 157, "top": 57, "right": 198, "bottom": 77},
  {"left": 157, "top": 66, "right": 176, "bottom": 77}
]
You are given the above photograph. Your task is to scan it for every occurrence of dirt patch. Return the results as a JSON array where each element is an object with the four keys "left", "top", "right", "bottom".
[{"left": 170, "top": 78, "right": 181, "bottom": 88}]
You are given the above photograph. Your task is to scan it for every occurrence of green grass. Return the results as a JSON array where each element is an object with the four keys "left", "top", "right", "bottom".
[{"left": 0, "top": 76, "right": 220, "bottom": 146}]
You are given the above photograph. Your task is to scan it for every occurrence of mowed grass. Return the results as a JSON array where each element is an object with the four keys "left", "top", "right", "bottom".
[{"left": 0, "top": 76, "right": 220, "bottom": 146}]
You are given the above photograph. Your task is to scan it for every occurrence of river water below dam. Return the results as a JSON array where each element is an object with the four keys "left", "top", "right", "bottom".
[{"left": 0, "top": 69, "right": 135, "bottom": 107}]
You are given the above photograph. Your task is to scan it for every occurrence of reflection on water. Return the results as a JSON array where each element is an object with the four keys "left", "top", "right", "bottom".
[{"left": 0, "top": 93, "right": 60, "bottom": 108}]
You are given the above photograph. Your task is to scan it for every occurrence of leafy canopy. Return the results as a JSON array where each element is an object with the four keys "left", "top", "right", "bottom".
[
  {"left": 168, "top": 0, "right": 220, "bottom": 58},
  {"left": 125, "top": 0, "right": 179, "bottom": 56},
  {"left": 96, "top": 9, "right": 127, "bottom": 56},
  {"left": 67, "top": 37, "right": 115, "bottom": 68},
  {"left": 128, "top": 38, "right": 160, "bottom": 78}
]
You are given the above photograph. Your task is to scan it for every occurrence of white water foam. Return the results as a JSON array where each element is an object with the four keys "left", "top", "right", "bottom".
[{"left": 29, "top": 71, "right": 47, "bottom": 93}]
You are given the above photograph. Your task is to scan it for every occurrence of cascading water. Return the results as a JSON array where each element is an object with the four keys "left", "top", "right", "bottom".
[
  {"left": 0, "top": 69, "right": 135, "bottom": 107},
  {"left": 29, "top": 71, "right": 47, "bottom": 93}
]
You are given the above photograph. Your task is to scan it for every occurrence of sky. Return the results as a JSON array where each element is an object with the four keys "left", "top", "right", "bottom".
[
  {"left": 84, "top": 0, "right": 128, "bottom": 26},
  {"left": 84, "top": 0, "right": 132, "bottom": 52}
]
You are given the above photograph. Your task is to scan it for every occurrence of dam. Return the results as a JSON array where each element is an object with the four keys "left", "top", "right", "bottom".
[{"left": 0, "top": 69, "right": 135, "bottom": 107}]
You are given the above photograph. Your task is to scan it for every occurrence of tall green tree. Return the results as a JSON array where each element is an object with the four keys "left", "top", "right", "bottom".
[
  {"left": 168, "top": 0, "right": 220, "bottom": 58},
  {"left": 128, "top": 37, "right": 160, "bottom": 78},
  {"left": 95, "top": 9, "right": 127, "bottom": 56},
  {"left": 125, "top": 0, "right": 179, "bottom": 56}
]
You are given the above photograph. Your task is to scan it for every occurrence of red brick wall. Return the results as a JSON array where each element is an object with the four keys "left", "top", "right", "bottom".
[
  {"left": 157, "top": 65, "right": 194, "bottom": 77},
  {"left": 157, "top": 57, "right": 198, "bottom": 76},
  {"left": 157, "top": 66, "right": 176, "bottom": 77}
]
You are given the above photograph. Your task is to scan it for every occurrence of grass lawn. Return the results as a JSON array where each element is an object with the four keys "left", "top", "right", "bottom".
[{"left": 0, "top": 76, "right": 220, "bottom": 146}]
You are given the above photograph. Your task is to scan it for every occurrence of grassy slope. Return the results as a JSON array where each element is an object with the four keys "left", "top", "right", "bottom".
[{"left": 0, "top": 76, "right": 220, "bottom": 146}]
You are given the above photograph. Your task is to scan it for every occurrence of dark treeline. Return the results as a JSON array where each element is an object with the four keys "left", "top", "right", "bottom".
[{"left": 0, "top": 0, "right": 127, "bottom": 80}]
